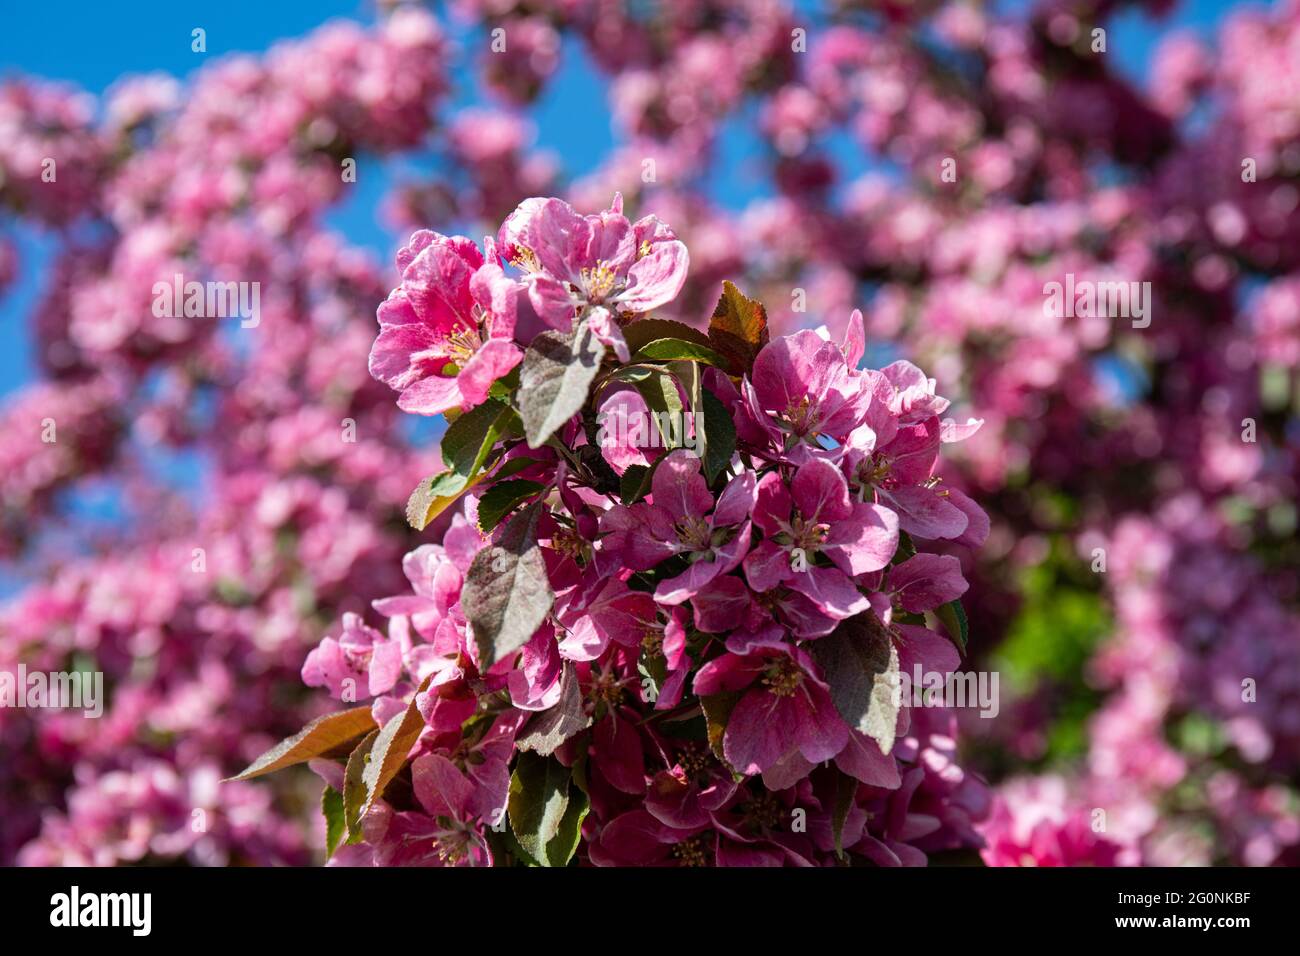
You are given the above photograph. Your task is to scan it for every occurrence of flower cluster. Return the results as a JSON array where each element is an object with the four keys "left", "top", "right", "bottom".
[{"left": 245, "top": 196, "right": 991, "bottom": 867}]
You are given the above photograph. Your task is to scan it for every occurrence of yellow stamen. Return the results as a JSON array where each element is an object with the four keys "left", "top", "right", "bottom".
[
  {"left": 510, "top": 245, "right": 541, "bottom": 273},
  {"left": 762, "top": 657, "right": 804, "bottom": 698},
  {"left": 672, "top": 834, "right": 711, "bottom": 867},
  {"left": 581, "top": 262, "right": 618, "bottom": 301}
]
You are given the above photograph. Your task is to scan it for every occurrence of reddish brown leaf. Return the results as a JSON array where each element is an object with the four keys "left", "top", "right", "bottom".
[
  {"left": 226, "top": 707, "right": 377, "bottom": 781},
  {"left": 361, "top": 675, "right": 433, "bottom": 812},
  {"left": 706, "top": 280, "right": 769, "bottom": 376}
]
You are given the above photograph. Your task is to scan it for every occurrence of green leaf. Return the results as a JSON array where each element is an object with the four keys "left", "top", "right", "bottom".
[
  {"left": 518, "top": 324, "right": 606, "bottom": 448},
  {"left": 809, "top": 612, "right": 901, "bottom": 755},
  {"left": 623, "top": 318, "right": 714, "bottom": 354},
  {"left": 932, "top": 599, "right": 968, "bottom": 655},
  {"left": 441, "top": 398, "right": 516, "bottom": 477},
  {"left": 404, "top": 399, "right": 518, "bottom": 531},
  {"left": 547, "top": 784, "right": 590, "bottom": 867},
  {"left": 322, "top": 787, "right": 346, "bottom": 859},
  {"left": 507, "top": 752, "right": 577, "bottom": 867},
  {"left": 605, "top": 364, "right": 659, "bottom": 385},
  {"left": 619, "top": 461, "right": 655, "bottom": 505},
  {"left": 488, "top": 455, "right": 545, "bottom": 483},
  {"left": 637, "top": 648, "right": 667, "bottom": 704},
  {"left": 496, "top": 823, "right": 541, "bottom": 867},
  {"left": 632, "top": 337, "right": 728, "bottom": 367},
  {"left": 487, "top": 365, "right": 521, "bottom": 400},
  {"left": 462, "top": 503, "right": 554, "bottom": 666},
  {"left": 831, "top": 769, "right": 858, "bottom": 861},
  {"left": 673, "top": 359, "right": 704, "bottom": 466},
  {"left": 632, "top": 370, "right": 686, "bottom": 448},
  {"left": 700, "top": 692, "right": 741, "bottom": 770},
  {"left": 226, "top": 707, "right": 376, "bottom": 781},
  {"left": 701, "top": 388, "right": 736, "bottom": 483},
  {"left": 405, "top": 469, "right": 488, "bottom": 531},
  {"left": 361, "top": 675, "right": 433, "bottom": 813},
  {"left": 476, "top": 479, "right": 548, "bottom": 534},
  {"left": 706, "top": 280, "right": 769, "bottom": 377},
  {"left": 343, "top": 729, "right": 378, "bottom": 843},
  {"left": 515, "top": 662, "right": 591, "bottom": 755}
]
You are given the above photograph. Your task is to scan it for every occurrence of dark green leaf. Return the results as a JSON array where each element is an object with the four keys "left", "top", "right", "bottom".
[
  {"left": 547, "top": 784, "right": 590, "bottom": 867},
  {"left": 932, "top": 599, "right": 969, "bottom": 655},
  {"left": 619, "top": 462, "right": 653, "bottom": 505},
  {"left": 623, "top": 318, "right": 714, "bottom": 354},
  {"left": 507, "top": 752, "right": 574, "bottom": 867},
  {"left": 515, "top": 662, "right": 591, "bottom": 755},
  {"left": 322, "top": 787, "right": 345, "bottom": 859},
  {"left": 831, "top": 769, "right": 857, "bottom": 861},
  {"left": 832, "top": 770, "right": 863, "bottom": 858},
  {"left": 672, "top": 359, "right": 704, "bottom": 465},
  {"left": 701, "top": 388, "right": 737, "bottom": 483},
  {"left": 632, "top": 337, "right": 728, "bottom": 367},
  {"left": 518, "top": 324, "right": 606, "bottom": 448},
  {"left": 497, "top": 823, "right": 541, "bottom": 867},
  {"left": 441, "top": 398, "right": 517, "bottom": 477},
  {"left": 632, "top": 370, "right": 685, "bottom": 448},
  {"left": 809, "top": 612, "right": 901, "bottom": 755},
  {"left": 343, "top": 729, "right": 378, "bottom": 843},
  {"left": 404, "top": 399, "right": 518, "bottom": 530},
  {"left": 462, "top": 503, "right": 554, "bottom": 665},
  {"left": 487, "top": 366, "right": 521, "bottom": 400},
  {"left": 476, "top": 479, "right": 548, "bottom": 534}
]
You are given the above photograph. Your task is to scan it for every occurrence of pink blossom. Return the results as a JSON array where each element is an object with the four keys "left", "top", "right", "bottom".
[
  {"left": 599, "top": 449, "right": 755, "bottom": 604},
  {"left": 370, "top": 231, "right": 524, "bottom": 415},
  {"left": 301, "top": 612, "right": 403, "bottom": 701},
  {"left": 693, "top": 627, "right": 849, "bottom": 776},
  {"left": 743, "top": 458, "right": 896, "bottom": 621},
  {"left": 496, "top": 194, "right": 690, "bottom": 360}
]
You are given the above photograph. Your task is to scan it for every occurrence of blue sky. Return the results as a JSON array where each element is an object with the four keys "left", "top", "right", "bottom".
[{"left": 0, "top": 0, "right": 1267, "bottom": 399}]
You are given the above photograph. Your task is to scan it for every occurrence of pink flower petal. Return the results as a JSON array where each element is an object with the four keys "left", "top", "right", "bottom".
[
  {"left": 456, "top": 338, "right": 522, "bottom": 409},
  {"left": 397, "top": 375, "right": 463, "bottom": 416},
  {"left": 650, "top": 449, "right": 713, "bottom": 523},
  {"left": 824, "top": 501, "right": 899, "bottom": 576}
]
